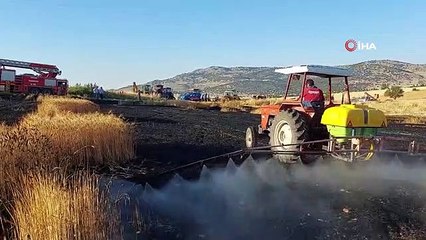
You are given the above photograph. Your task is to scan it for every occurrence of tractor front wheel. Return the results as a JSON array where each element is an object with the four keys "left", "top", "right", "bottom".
[
  {"left": 269, "top": 109, "right": 308, "bottom": 163},
  {"left": 245, "top": 126, "right": 258, "bottom": 148}
]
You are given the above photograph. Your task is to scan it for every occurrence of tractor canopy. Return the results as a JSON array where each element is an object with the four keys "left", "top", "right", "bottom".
[
  {"left": 274, "top": 65, "right": 352, "bottom": 105},
  {"left": 275, "top": 65, "right": 352, "bottom": 78}
]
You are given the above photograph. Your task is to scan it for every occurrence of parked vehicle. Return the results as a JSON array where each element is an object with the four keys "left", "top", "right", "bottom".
[
  {"left": 0, "top": 58, "right": 68, "bottom": 95},
  {"left": 180, "top": 91, "right": 202, "bottom": 101},
  {"left": 162, "top": 87, "right": 175, "bottom": 100},
  {"left": 222, "top": 90, "right": 240, "bottom": 101}
]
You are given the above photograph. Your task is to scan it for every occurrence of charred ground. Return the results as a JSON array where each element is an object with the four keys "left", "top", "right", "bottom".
[
  {"left": 100, "top": 103, "right": 426, "bottom": 239},
  {"left": 100, "top": 104, "right": 259, "bottom": 166}
]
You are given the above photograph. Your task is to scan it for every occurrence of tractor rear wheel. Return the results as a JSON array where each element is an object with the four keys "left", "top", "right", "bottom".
[{"left": 269, "top": 109, "right": 308, "bottom": 163}]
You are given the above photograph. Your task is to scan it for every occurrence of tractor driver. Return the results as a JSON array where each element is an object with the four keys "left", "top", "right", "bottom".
[{"left": 301, "top": 79, "right": 325, "bottom": 109}]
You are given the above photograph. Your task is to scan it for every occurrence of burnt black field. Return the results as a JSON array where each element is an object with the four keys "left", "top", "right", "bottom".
[
  {"left": 95, "top": 103, "right": 426, "bottom": 240},
  {"left": 108, "top": 155, "right": 426, "bottom": 240}
]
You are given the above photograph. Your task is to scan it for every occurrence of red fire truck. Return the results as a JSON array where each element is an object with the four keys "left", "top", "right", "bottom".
[{"left": 0, "top": 58, "right": 68, "bottom": 95}]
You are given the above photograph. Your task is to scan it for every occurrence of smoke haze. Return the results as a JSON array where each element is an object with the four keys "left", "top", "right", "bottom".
[{"left": 110, "top": 156, "right": 426, "bottom": 239}]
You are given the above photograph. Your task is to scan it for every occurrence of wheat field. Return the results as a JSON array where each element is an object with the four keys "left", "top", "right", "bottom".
[
  {"left": 12, "top": 171, "right": 120, "bottom": 240},
  {"left": 37, "top": 96, "right": 100, "bottom": 116},
  {"left": 21, "top": 112, "right": 134, "bottom": 166},
  {"left": 0, "top": 97, "right": 133, "bottom": 239},
  {"left": 365, "top": 89, "right": 426, "bottom": 118}
]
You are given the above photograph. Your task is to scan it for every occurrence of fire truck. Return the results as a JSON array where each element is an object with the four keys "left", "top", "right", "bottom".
[{"left": 0, "top": 58, "right": 68, "bottom": 95}]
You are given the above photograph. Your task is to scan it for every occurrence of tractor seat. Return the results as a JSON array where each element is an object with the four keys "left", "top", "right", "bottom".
[
  {"left": 302, "top": 101, "right": 324, "bottom": 112},
  {"left": 303, "top": 101, "right": 326, "bottom": 127}
]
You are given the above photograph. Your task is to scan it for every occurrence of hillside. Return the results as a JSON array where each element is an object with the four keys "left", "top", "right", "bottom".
[{"left": 118, "top": 60, "right": 426, "bottom": 96}]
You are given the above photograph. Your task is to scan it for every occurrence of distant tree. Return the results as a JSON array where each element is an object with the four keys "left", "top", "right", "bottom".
[
  {"left": 384, "top": 86, "right": 404, "bottom": 99},
  {"left": 380, "top": 83, "right": 389, "bottom": 90},
  {"left": 68, "top": 84, "right": 93, "bottom": 96}
]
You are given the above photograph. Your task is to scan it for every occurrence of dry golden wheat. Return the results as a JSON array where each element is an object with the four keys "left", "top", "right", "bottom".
[
  {"left": 368, "top": 99, "right": 426, "bottom": 118},
  {"left": 37, "top": 96, "right": 100, "bottom": 116},
  {"left": 0, "top": 97, "right": 131, "bottom": 239},
  {"left": 12, "top": 171, "right": 120, "bottom": 240},
  {"left": 21, "top": 112, "right": 134, "bottom": 166},
  {"left": 164, "top": 98, "right": 282, "bottom": 112},
  {"left": 0, "top": 126, "right": 60, "bottom": 199},
  {"left": 0, "top": 123, "right": 9, "bottom": 134}
]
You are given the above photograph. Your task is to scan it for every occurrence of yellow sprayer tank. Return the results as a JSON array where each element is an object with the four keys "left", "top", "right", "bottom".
[{"left": 321, "top": 104, "right": 387, "bottom": 141}]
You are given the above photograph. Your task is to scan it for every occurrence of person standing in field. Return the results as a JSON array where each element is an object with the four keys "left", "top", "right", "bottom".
[
  {"left": 99, "top": 87, "right": 105, "bottom": 99},
  {"left": 93, "top": 86, "right": 99, "bottom": 99}
]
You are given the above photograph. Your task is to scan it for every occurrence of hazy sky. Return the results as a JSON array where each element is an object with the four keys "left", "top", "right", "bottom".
[{"left": 1, "top": 0, "right": 425, "bottom": 89}]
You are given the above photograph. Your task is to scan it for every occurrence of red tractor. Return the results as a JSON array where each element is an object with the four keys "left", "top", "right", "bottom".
[
  {"left": 0, "top": 58, "right": 68, "bottom": 95},
  {"left": 245, "top": 65, "right": 386, "bottom": 163},
  {"left": 153, "top": 65, "right": 424, "bottom": 180}
]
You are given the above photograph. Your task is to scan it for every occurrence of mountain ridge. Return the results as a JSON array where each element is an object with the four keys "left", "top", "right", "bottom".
[{"left": 118, "top": 60, "right": 426, "bottom": 95}]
